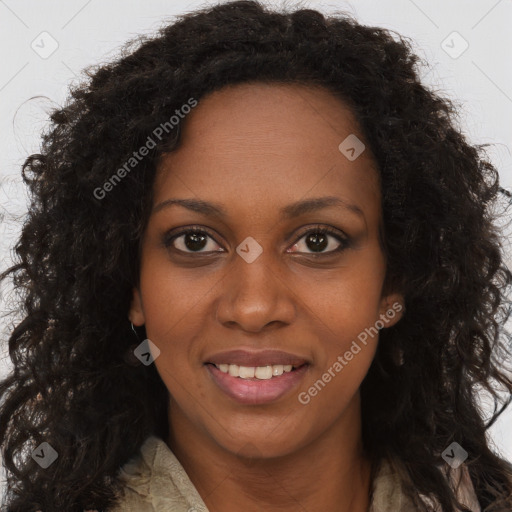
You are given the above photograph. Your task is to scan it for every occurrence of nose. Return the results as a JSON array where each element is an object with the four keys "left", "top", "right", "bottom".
[{"left": 215, "top": 249, "right": 297, "bottom": 333}]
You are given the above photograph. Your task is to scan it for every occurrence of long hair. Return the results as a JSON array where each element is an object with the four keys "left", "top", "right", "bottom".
[{"left": 1, "top": 1, "right": 512, "bottom": 510}]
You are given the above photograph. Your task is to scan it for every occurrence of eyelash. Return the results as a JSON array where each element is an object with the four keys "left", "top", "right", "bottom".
[{"left": 162, "top": 224, "right": 350, "bottom": 257}]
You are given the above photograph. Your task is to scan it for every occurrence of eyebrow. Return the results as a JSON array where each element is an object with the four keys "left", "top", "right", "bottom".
[{"left": 152, "top": 196, "right": 365, "bottom": 220}]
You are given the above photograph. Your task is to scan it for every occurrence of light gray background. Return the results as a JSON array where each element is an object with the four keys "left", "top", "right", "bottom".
[{"left": 1, "top": 0, "right": 511, "bottom": 499}]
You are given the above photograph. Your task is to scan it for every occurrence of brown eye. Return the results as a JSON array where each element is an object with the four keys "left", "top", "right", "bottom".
[
  {"left": 163, "top": 228, "right": 223, "bottom": 254},
  {"left": 288, "top": 226, "right": 350, "bottom": 255}
]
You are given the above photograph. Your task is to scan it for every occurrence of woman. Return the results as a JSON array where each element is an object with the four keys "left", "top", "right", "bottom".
[{"left": 1, "top": 1, "right": 511, "bottom": 511}]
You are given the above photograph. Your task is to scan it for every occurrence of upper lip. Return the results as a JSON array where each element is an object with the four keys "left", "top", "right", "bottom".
[{"left": 205, "top": 349, "right": 309, "bottom": 367}]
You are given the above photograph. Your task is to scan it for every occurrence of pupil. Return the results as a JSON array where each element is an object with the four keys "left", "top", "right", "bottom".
[
  {"left": 185, "top": 232, "right": 207, "bottom": 251},
  {"left": 307, "top": 232, "right": 327, "bottom": 252}
]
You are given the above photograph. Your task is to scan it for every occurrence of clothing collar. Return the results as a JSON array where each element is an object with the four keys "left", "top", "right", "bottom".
[{"left": 112, "top": 435, "right": 481, "bottom": 512}]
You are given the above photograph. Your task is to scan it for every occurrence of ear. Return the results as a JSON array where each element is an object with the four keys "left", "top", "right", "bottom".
[
  {"left": 129, "top": 287, "right": 146, "bottom": 326},
  {"left": 378, "top": 291, "right": 404, "bottom": 328}
]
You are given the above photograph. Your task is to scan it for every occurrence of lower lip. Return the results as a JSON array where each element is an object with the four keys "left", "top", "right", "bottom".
[{"left": 205, "top": 363, "right": 309, "bottom": 405}]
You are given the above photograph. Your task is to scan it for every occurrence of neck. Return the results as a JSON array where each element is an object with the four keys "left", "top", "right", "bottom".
[{"left": 166, "top": 394, "right": 373, "bottom": 512}]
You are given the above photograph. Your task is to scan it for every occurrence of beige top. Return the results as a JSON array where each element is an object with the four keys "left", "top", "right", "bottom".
[{"left": 109, "top": 435, "right": 481, "bottom": 512}]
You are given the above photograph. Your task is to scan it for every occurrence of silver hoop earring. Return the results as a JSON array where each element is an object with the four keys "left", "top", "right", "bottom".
[
  {"left": 394, "top": 347, "right": 405, "bottom": 366},
  {"left": 124, "top": 322, "right": 143, "bottom": 367}
]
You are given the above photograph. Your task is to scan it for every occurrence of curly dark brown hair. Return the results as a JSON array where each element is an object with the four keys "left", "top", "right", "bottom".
[{"left": 1, "top": 1, "right": 512, "bottom": 510}]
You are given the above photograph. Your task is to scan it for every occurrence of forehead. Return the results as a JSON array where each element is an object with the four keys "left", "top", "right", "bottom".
[{"left": 154, "top": 82, "right": 380, "bottom": 220}]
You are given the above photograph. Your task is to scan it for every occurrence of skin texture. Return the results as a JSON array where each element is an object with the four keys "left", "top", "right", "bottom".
[
  {"left": 3, "top": 4, "right": 512, "bottom": 509},
  {"left": 129, "top": 82, "right": 403, "bottom": 512}
]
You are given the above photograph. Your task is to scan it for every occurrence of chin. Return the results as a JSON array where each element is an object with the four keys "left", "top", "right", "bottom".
[
  {"left": 232, "top": 440, "right": 298, "bottom": 460},
  {"left": 213, "top": 426, "right": 308, "bottom": 460}
]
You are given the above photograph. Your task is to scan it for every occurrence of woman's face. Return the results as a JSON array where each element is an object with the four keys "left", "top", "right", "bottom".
[{"left": 130, "top": 82, "right": 403, "bottom": 459}]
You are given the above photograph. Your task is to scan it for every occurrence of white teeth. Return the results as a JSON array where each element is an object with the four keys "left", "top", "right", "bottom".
[
  {"left": 255, "top": 366, "right": 273, "bottom": 379},
  {"left": 272, "top": 364, "right": 284, "bottom": 376},
  {"left": 215, "top": 363, "right": 298, "bottom": 379},
  {"left": 239, "top": 366, "right": 255, "bottom": 378}
]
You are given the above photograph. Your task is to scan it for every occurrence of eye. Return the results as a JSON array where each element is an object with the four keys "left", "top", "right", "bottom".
[
  {"left": 163, "top": 227, "right": 222, "bottom": 254},
  {"left": 288, "top": 225, "right": 349, "bottom": 256}
]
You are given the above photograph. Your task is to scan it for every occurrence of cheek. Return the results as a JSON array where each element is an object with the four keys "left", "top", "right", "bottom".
[
  {"left": 137, "top": 253, "right": 215, "bottom": 339},
  {"left": 296, "top": 322, "right": 378, "bottom": 427},
  {"left": 307, "top": 254, "right": 386, "bottom": 334},
  {"left": 297, "top": 258, "right": 386, "bottom": 408}
]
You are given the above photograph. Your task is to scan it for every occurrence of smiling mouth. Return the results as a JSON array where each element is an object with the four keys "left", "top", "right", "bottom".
[
  {"left": 206, "top": 362, "right": 307, "bottom": 380},
  {"left": 205, "top": 362, "right": 310, "bottom": 405}
]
